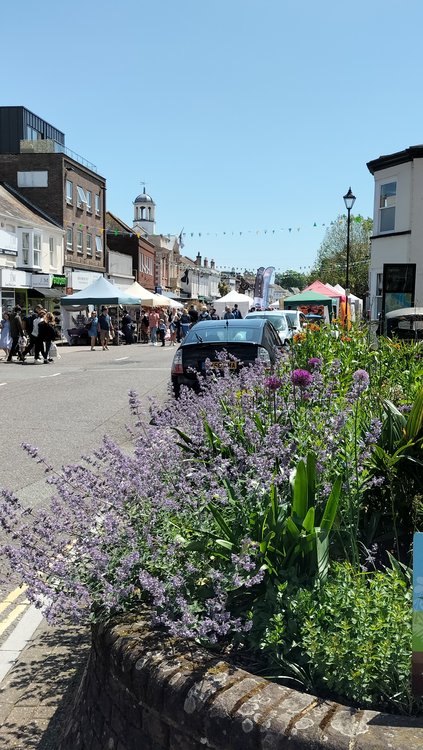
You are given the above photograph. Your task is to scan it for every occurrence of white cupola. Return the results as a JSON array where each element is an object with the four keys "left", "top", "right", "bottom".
[{"left": 133, "top": 187, "right": 156, "bottom": 234}]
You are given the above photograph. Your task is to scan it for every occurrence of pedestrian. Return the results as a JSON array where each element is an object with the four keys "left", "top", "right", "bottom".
[
  {"left": 210, "top": 308, "right": 220, "bottom": 320},
  {"left": 189, "top": 305, "right": 199, "bottom": 325},
  {"left": 232, "top": 304, "right": 243, "bottom": 319},
  {"left": 6, "top": 306, "right": 24, "bottom": 362},
  {"left": 140, "top": 311, "right": 149, "bottom": 343},
  {"left": 168, "top": 311, "right": 177, "bottom": 346},
  {"left": 174, "top": 312, "right": 182, "bottom": 343},
  {"left": 38, "top": 312, "right": 57, "bottom": 363},
  {"left": 158, "top": 317, "right": 167, "bottom": 347},
  {"left": 198, "top": 306, "right": 211, "bottom": 321},
  {"left": 180, "top": 308, "right": 191, "bottom": 339},
  {"left": 223, "top": 306, "right": 234, "bottom": 320},
  {"left": 22, "top": 305, "right": 42, "bottom": 358},
  {"left": 86, "top": 310, "right": 98, "bottom": 350},
  {"left": 148, "top": 309, "right": 160, "bottom": 346},
  {"left": 31, "top": 308, "right": 45, "bottom": 362},
  {"left": 18, "top": 331, "right": 28, "bottom": 364},
  {"left": 121, "top": 309, "right": 134, "bottom": 345},
  {"left": 0, "top": 311, "right": 12, "bottom": 359},
  {"left": 98, "top": 307, "right": 113, "bottom": 350}
]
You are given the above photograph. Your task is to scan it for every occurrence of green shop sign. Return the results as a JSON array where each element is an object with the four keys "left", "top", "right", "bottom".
[{"left": 51, "top": 275, "right": 67, "bottom": 288}]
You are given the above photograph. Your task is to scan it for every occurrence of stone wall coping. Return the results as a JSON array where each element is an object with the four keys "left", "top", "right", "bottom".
[{"left": 60, "top": 615, "right": 423, "bottom": 750}]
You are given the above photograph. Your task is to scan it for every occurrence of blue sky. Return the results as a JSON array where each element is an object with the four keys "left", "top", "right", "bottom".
[{"left": 3, "top": 0, "right": 423, "bottom": 273}]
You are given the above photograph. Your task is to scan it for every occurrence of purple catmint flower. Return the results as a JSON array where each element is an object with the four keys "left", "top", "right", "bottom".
[{"left": 291, "top": 369, "right": 313, "bottom": 388}]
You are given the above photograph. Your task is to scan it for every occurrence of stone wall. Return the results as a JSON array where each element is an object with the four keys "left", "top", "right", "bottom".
[{"left": 59, "top": 615, "right": 423, "bottom": 750}]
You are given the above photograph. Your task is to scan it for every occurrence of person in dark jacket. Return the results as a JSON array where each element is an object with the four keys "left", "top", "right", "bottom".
[
  {"left": 38, "top": 312, "right": 57, "bottom": 363},
  {"left": 121, "top": 310, "right": 134, "bottom": 345},
  {"left": 6, "top": 306, "right": 24, "bottom": 362}
]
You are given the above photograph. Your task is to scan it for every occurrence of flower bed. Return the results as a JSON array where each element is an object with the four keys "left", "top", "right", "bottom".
[{"left": 1, "top": 324, "right": 423, "bottom": 715}]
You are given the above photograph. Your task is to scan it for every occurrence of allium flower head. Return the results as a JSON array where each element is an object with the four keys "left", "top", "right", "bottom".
[
  {"left": 353, "top": 369, "right": 370, "bottom": 389},
  {"left": 291, "top": 369, "right": 313, "bottom": 388},
  {"left": 307, "top": 357, "right": 322, "bottom": 370},
  {"left": 264, "top": 375, "right": 282, "bottom": 391}
]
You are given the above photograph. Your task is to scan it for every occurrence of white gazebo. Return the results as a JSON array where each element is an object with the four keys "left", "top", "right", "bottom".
[{"left": 213, "top": 290, "right": 254, "bottom": 319}]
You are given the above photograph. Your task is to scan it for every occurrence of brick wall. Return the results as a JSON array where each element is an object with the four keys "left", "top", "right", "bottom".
[{"left": 58, "top": 615, "right": 423, "bottom": 750}]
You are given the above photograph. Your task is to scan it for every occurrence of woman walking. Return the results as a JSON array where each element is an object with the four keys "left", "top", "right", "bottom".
[
  {"left": 38, "top": 312, "right": 57, "bottom": 363},
  {"left": 87, "top": 310, "right": 98, "bottom": 350},
  {"left": 0, "top": 312, "right": 12, "bottom": 359}
]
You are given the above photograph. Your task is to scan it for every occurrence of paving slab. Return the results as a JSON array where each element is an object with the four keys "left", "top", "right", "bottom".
[{"left": 0, "top": 618, "right": 90, "bottom": 748}]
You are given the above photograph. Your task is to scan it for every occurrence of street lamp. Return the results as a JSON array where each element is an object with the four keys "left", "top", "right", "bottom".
[{"left": 343, "top": 187, "right": 356, "bottom": 291}]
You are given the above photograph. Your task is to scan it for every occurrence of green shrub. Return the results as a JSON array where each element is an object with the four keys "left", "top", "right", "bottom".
[{"left": 290, "top": 562, "right": 414, "bottom": 713}]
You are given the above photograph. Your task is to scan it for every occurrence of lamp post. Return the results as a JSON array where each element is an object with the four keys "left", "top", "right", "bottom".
[{"left": 343, "top": 187, "right": 356, "bottom": 291}]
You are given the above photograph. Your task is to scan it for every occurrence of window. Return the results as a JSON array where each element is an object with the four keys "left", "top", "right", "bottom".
[
  {"left": 22, "top": 232, "right": 30, "bottom": 265},
  {"left": 379, "top": 182, "right": 396, "bottom": 232},
  {"left": 77, "top": 230, "right": 83, "bottom": 254},
  {"left": 141, "top": 253, "right": 153, "bottom": 275},
  {"left": 95, "top": 235, "right": 102, "bottom": 256},
  {"left": 49, "top": 237, "right": 56, "bottom": 267},
  {"left": 95, "top": 194, "right": 101, "bottom": 216},
  {"left": 33, "top": 234, "right": 41, "bottom": 266},
  {"left": 26, "top": 125, "right": 41, "bottom": 140},
  {"left": 76, "top": 186, "right": 88, "bottom": 208},
  {"left": 66, "top": 227, "right": 73, "bottom": 252},
  {"left": 18, "top": 171, "right": 48, "bottom": 188},
  {"left": 86, "top": 190, "right": 92, "bottom": 213},
  {"left": 66, "top": 180, "right": 73, "bottom": 205},
  {"left": 86, "top": 233, "right": 92, "bottom": 256}
]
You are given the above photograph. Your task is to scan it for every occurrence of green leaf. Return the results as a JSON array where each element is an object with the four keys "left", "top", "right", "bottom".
[
  {"left": 306, "top": 452, "right": 316, "bottom": 507},
  {"left": 207, "top": 502, "right": 235, "bottom": 542},
  {"left": 405, "top": 388, "right": 423, "bottom": 442},
  {"left": 320, "top": 477, "right": 341, "bottom": 533},
  {"left": 291, "top": 459, "right": 308, "bottom": 521},
  {"left": 302, "top": 507, "right": 315, "bottom": 533}
]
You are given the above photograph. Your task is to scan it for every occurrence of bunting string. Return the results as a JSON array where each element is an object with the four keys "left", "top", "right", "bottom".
[{"left": 74, "top": 215, "right": 366, "bottom": 241}]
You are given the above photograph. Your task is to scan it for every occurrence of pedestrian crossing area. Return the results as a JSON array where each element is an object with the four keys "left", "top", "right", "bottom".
[{"left": 0, "top": 585, "right": 29, "bottom": 640}]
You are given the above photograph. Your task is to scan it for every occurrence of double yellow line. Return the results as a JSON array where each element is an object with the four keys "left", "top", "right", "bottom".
[{"left": 0, "top": 585, "right": 29, "bottom": 637}]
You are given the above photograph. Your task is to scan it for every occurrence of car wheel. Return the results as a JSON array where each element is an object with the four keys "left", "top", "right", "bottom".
[{"left": 172, "top": 378, "right": 180, "bottom": 398}]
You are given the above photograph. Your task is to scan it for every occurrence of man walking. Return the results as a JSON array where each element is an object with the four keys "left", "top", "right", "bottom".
[
  {"left": 232, "top": 304, "right": 243, "bottom": 319},
  {"left": 98, "top": 307, "right": 113, "bottom": 350},
  {"left": 148, "top": 309, "right": 160, "bottom": 345},
  {"left": 6, "top": 306, "right": 24, "bottom": 362}
]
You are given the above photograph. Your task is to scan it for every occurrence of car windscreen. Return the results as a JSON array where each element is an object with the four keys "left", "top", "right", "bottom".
[
  {"left": 183, "top": 326, "right": 262, "bottom": 344},
  {"left": 246, "top": 314, "right": 288, "bottom": 331}
]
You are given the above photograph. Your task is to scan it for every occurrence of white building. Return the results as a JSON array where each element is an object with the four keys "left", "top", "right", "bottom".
[
  {"left": 179, "top": 253, "right": 220, "bottom": 303},
  {"left": 0, "top": 183, "right": 65, "bottom": 312},
  {"left": 367, "top": 146, "right": 423, "bottom": 320}
]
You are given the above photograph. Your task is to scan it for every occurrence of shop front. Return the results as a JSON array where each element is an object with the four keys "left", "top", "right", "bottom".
[
  {"left": 0, "top": 268, "right": 32, "bottom": 312},
  {"left": 61, "top": 269, "right": 104, "bottom": 343}
]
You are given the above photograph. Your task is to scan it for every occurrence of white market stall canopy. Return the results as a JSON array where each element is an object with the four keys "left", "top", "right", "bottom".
[
  {"left": 213, "top": 290, "right": 254, "bottom": 318},
  {"left": 60, "top": 275, "right": 141, "bottom": 307},
  {"left": 125, "top": 282, "right": 183, "bottom": 308}
]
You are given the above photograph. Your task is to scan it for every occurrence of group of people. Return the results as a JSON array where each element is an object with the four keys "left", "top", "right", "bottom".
[
  {"left": 138, "top": 302, "right": 244, "bottom": 346},
  {"left": 0, "top": 305, "right": 57, "bottom": 364},
  {"left": 85, "top": 306, "right": 115, "bottom": 351}
]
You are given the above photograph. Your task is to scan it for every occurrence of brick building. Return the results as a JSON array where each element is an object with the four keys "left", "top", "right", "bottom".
[{"left": 0, "top": 106, "right": 106, "bottom": 295}]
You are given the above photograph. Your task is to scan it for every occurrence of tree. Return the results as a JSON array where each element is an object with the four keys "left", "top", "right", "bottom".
[
  {"left": 274, "top": 270, "right": 310, "bottom": 290},
  {"left": 218, "top": 280, "right": 230, "bottom": 297},
  {"left": 311, "top": 215, "right": 372, "bottom": 298}
]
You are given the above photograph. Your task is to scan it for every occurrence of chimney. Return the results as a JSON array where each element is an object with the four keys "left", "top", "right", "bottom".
[
  {"left": 196, "top": 252, "right": 202, "bottom": 267},
  {"left": 203, "top": 257, "right": 209, "bottom": 268},
  {"left": 210, "top": 259, "right": 215, "bottom": 270}
]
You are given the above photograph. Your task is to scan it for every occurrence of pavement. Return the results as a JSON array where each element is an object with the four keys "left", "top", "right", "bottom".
[{"left": 0, "top": 610, "right": 90, "bottom": 748}]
